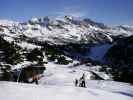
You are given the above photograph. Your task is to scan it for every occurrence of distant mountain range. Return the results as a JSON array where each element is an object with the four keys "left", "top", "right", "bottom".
[{"left": 0, "top": 16, "right": 133, "bottom": 45}]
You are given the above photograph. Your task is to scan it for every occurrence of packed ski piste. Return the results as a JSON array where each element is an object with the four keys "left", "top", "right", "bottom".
[{"left": 0, "top": 61, "right": 133, "bottom": 100}]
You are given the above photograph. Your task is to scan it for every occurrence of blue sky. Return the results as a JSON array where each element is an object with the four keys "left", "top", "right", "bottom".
[{"left": 0, "top": 0, "right": 133, "bottom": 25}]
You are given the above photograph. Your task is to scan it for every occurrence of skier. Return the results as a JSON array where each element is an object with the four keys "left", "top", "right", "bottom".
[
  {"left": 79, "top": 73, "right": 86, "bottom": 88},
  {"left": 32, "top": 75, "right": 39, "bottom": 85},
  {"left": 79, "top": 77, "right": 82, "bottom": 87},
  {"left": 82, "top": 78, "right": 86, "bottom": 87},
  {"left": 75, "top": 79, "right": 78, "bottom": 87},
  {"left": 82, "top": 73, "right": 86, "bottom": 87}
]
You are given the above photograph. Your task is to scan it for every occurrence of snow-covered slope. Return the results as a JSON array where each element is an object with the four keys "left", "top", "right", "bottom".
[
  {"left": 39, "top": 62, "right": 110, "bottom": 86},
  {"left": 0, "top": 80, "right": 133, "bottom": 100},
  {"left": 1, "top": 59, "right": 133, "bottom": 100}
]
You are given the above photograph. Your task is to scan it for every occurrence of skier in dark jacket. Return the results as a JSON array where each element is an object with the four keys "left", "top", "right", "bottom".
[
  {"left": 75, "top": 79, "right": 78, "bottom": 87},
  {"left": 79, "top": 73, "right": 86, "bottom": 88}
]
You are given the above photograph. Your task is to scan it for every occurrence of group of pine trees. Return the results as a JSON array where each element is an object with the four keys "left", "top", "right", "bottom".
[
  {"left": 0, "top": 37, "right": 23, "bottom": 65},
  {"left": 0, "top": 36, "right": 23, "bottom": 81}
]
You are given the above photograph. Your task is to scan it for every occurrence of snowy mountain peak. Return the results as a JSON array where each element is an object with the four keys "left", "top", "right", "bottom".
[
  {"left": 28, "top": 16, "right": 50, "bottom": 26},
  {"left": 0, "top": 19, "right": 19, "bottom": 26},
  {"left": 0, "top": 16, "right": 133, "bottom": 46},
  {"left": 64, "top": 15, "right": 73, "bottom": 21}
]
